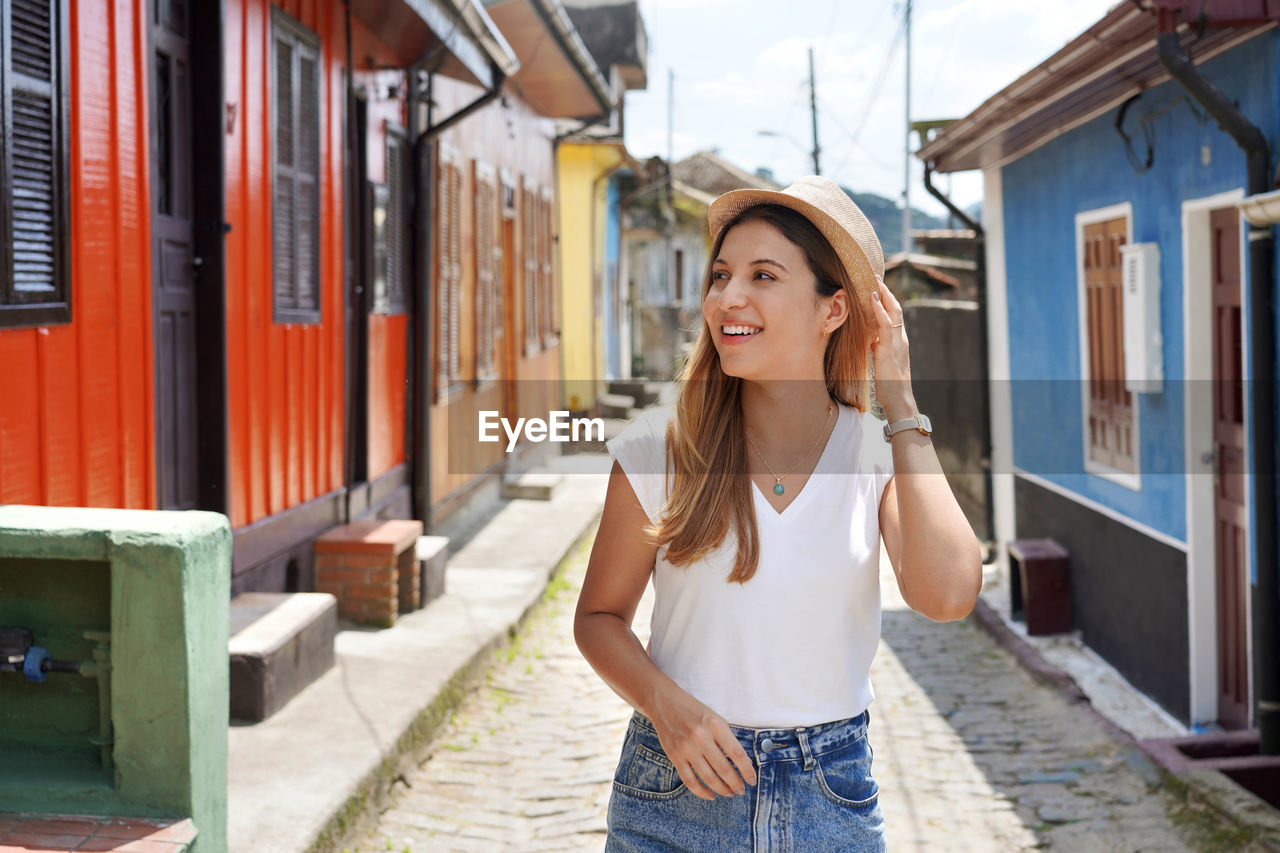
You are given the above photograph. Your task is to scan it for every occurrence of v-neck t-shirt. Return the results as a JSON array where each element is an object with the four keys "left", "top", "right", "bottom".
[{"left": 606, "top": 402, "right": 895, "bottom": 728}]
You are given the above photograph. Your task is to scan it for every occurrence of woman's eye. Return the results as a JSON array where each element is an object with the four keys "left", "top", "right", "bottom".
[
  {"left": 754, "top": 271, "right": 775, "bottom": 281},
  {"left": 711, "top": 270, "right": 728, "bottom": 281}
]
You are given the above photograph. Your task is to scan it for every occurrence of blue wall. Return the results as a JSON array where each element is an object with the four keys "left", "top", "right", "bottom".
[{"left": 1001, "top": 31, "right": 1278, "bottom": 543}]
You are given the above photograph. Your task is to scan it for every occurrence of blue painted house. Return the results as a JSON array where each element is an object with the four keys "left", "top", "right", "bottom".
[{"left": 920, "top": 0, "right": 1280, "bottom": 733}]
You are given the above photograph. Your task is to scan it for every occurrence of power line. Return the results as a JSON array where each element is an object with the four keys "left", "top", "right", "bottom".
[{"left": 826, "top": 11, "right": 908, "bottom": 178}]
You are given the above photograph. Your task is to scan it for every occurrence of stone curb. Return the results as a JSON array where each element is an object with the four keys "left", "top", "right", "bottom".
[
  {"left": 969, "top": 597, "right": 1280, "bottom": 851},
  {"left": 304, "top": 513, "right": 604, "bottom": 853}
]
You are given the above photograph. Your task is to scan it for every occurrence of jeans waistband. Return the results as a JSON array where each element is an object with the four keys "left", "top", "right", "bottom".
[{"left": 630, "top": 708, "right": 870, "bottom": 764}]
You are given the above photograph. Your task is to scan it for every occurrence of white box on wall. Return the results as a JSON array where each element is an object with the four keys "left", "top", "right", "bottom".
[{"left": 1121, "top": 242, "right": 1163, "bottom": 394}]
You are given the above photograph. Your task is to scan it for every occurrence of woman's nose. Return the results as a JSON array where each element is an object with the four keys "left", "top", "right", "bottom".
[{"left": 714, "top": 276, "right": 747, "bottom": 309}]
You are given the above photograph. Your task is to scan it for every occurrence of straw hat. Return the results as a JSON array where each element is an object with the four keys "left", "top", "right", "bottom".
[{"left": 707, "top": 175, "right": 885, "bottom": 313}]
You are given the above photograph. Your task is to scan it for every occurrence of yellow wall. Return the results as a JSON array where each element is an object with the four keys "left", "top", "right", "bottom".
[{"left": 556, "top": 143, "right": 626, "bottom": 412}]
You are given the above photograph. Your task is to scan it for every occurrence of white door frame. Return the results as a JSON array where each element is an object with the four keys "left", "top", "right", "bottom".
[
  {"left": 1182, "top": 187, "right": 1250, "bottom": 726},
  {"left": 983, "top": 166, "right": 1016, "bottom": 586}
]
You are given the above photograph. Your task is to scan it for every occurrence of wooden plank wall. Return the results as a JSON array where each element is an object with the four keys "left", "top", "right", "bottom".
[
  {"left": 0, "top": 0, "right": 154, "bottom": 509},
  {"left": 360, "top": 71, "right": 409, "bottom": 482},
  {"left": 427, "top": 74, "right": 560, "bottom": 513},
  {"left": 224, "top": 0, "right": 352, "bottom": 529}
]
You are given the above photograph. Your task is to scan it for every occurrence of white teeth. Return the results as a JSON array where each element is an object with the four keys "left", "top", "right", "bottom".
[{"left": 723, "top": 325, "right": 760, "bottom": 336}]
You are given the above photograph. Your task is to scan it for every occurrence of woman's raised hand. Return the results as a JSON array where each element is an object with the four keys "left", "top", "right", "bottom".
[
  {"left": 869, "top": 276, "right": 918, "bottom": 422},
  {"left": 649, "top": 688, "right": 757, "bottom": 800}
]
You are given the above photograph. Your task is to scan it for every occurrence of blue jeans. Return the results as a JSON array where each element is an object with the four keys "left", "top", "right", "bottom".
[{"left": 606, "top": 709, "right": 886, "bottom": 852}]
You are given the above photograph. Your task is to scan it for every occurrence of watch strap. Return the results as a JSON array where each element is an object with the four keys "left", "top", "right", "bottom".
[{"left": 883, "top": 414, "right": 932, "bottom": 442}]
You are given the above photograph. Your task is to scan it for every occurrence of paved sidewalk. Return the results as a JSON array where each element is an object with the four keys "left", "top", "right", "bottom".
[
  {"left": 225, "top": 455, "right": 611, "bottom": 853},
  {"left": 355, "top": 534, "right": 1207, "bottom": 852}
]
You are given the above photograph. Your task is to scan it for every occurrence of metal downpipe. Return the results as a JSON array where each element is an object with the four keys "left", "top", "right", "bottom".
[
  {"left": 923, "top": 161, "right": 995, "bottom": 551},
  {"left": 1157, "top": 30, "right": 1278, "bottom": 751}
]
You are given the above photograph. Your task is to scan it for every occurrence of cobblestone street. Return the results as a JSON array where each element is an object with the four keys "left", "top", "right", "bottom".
[{"left": 356, "top": 522, "right": 1207, "bottom": 852}]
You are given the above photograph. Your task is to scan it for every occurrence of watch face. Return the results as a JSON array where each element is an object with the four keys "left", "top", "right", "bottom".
[{"left": 917, "top": 414, "right": 932, "bottom": 433}]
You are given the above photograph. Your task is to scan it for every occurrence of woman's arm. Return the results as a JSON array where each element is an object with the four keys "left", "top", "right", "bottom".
[
  {"left": 871, "top": 278, "right": 983, "bottom": 622},
  {"left": 574, "top": 461, "right": 757, "bottom": 799},
  {"left": 877, "top": 445, "right": 982, "bottom": 621}
]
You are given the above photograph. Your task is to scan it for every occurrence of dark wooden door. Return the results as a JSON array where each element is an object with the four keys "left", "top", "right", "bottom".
[
  {"left": 150, "top": 0, "right": 198, "bottom": 510},
  {"left": 1211, "top": 206, "right": 1248, "bottom": 730}
]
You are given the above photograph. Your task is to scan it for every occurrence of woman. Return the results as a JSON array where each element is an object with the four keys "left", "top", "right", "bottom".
[{"left": 574, "top": 176, "right": 982, "bottom": 851}]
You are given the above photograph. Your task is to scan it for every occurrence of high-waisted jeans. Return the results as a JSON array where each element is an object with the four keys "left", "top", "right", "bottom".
[{"left": 605, "top": 709, "right": 886, "bottom": 852}]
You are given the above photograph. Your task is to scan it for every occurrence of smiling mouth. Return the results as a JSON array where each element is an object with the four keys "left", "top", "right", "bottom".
[{"left": 722, "top": 325, "right": 762, "bottom": 337}]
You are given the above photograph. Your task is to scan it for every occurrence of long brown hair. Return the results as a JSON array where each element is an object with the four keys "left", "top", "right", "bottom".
[{"left": 647, "top": 203, "right": 875, "bottom": 582}]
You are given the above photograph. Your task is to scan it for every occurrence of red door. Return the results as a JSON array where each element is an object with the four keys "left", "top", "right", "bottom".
[{"left": 1211, "top": 206, "right": 1248, "bottom": 730}]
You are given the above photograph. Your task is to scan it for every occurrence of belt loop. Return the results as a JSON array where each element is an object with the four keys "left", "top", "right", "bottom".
[{"left": 796, "top": 728, "right": 816, "bottom": 771}]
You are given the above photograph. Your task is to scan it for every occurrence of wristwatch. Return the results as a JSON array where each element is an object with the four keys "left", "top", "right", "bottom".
[{"left": 883, "top": 413, "right": 933, "bottom": 442}]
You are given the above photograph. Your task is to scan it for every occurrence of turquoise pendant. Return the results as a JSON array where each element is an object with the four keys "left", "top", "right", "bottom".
[{"left": 773, "top": 483, "right": 785, "bottom": 495}]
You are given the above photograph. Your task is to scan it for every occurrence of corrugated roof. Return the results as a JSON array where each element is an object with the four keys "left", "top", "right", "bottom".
[
  {"left": 917, "top": 2, "right": 1276, "bottom": 172},
  {"left": 671, "top": 150, "right": 781, "bottom": 197}
]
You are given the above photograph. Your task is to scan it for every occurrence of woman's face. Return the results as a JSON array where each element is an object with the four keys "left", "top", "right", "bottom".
[{"left": 702, "top": 218, "right": 839, "bottom": 382}]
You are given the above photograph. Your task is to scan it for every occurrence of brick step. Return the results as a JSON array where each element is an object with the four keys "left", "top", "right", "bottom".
[
  {"left": 315, "top": 520, "right": 424, "bottom": 628},
  {"left": 0, "top": 813, "right": 196, "bottom": 852},
  {"left": 229, "top": 592, "right": 337, "bottom": 723},
  {"left": 500, "top": 470, "right": 563, "bottom": 501}
]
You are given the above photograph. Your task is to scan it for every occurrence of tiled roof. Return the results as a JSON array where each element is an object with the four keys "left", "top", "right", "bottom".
[{"left": 671, "top": 150, "right": 780, "bottom": 198}]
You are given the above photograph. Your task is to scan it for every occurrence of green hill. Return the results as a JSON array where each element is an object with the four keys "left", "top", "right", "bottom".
[{"left": 842, "top": 188, "right": 949, "bottom": 255}]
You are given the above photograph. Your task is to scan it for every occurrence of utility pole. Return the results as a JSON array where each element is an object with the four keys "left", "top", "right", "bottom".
[
  {"left": 809, "top": 46, "right": 821, "bottom": 175},
  {"left": 666, "top": 68, "right": 676, "bottom": 308},
  {"left": 902, "top": 0, "right": 912, "bottom": 256}
]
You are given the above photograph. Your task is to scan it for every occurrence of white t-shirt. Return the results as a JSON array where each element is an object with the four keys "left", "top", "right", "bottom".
[{"left": 606, "top": 402, "right": 895, "bottom": 728}]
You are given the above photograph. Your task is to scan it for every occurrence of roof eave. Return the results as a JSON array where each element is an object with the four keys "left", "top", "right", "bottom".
[{"left": 917, "top": 4, "right": 1276, "bottom": 172}]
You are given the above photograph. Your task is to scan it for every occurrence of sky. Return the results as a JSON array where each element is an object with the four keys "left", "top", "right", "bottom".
[{"left": 622, "top": 0, "right": 1121, "bottom": 218}]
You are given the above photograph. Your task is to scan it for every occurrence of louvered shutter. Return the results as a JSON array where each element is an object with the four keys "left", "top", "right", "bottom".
[
  {"left": 437, "top": 146, "right": 463, "bottom": 391},
  {"left": 2, "top": 0, "right": 70, "bottom": 327},
  {"left": 1083, "top": 217, "right": 1134, "bottom": 473},
  {"left": 385, "top": 129, "right": 408, "bottom": 314},
  {"left": 449, "top": 162, "right": 462, "bottom": 381},
  {"left": 540, "top": 190, "right": 554, "bottom": 346},
  {"left": 271, "top": 9, "right": 321, "bottom": 323},
  {"left": 523, "top": 184, "right": 539, "bottom": 351},
  {"left": 474, "top": 162, "right": 497, "bottom": 380}
]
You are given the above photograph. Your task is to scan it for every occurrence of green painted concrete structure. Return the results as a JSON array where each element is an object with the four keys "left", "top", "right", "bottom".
[{"left": 0, "top": 506, "right": 230, "bottom": 853}]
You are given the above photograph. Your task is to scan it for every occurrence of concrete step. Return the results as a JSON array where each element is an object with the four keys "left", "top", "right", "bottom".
[
  {"left": 598, "top": 393, "right": 635, "bottom": 419},
  {"left": 416, "top": 535, "right": 449, "bottom": 606},
  {"left": 229, "top": 592, "right": 337, "bottom": 722},
  {"left": 500, "top": 470, "right": 564, "bottom": 501}
]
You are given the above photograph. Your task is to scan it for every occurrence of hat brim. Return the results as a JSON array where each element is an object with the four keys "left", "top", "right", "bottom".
[{"left": 707, "top": 188, "right": 881, "bottom": 321}]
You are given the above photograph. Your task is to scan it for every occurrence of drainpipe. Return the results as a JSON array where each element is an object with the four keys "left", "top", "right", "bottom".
[
  {"left": 1157, "top": 27, "right": 1278, "bottom": 752},
  {"left": 406, "top": 63, "right": 504, "bottom": 531},
  {"left": 923, "top": 161, "right": 995, "bottom": 552}
]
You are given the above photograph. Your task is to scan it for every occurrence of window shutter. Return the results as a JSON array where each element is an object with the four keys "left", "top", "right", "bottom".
[
  {"left": 540, "top": 191, "right": 554, "bottom": 346},
  {"left": 473, "top": 162, "right": 499, "bottom": 380},
  {"left": 522, "top": 183, "right": 539, "bottom": 351},
  {"left": 295, "top": 46, "right": 320, "bottom": 311},
  {"left": 437, "top": 146, "right": 463, "bottom": 391},
  {"left": 271, "top": 9, "right": 321, "bottom": 323},
  {"left": 385, "top": 129, "right": 407, "bottom": 314},
  {"left": 1084, "top": 217, "right": 1134, "bottom": 473},
  {"left": 3, "top": 0, "right": 70, "bottom": 325}
]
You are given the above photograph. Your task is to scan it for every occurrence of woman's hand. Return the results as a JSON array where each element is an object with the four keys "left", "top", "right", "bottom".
[
  {"left": 649, "top": 688, "right": 757, "bottom": 800},
  {"left": 869, "top": 276, "right": 918, "bottom": 422}
]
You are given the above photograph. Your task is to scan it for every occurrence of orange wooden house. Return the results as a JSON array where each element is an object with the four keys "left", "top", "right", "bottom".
[{"left": 0, "top": 0, "right": 614, "bottom": 592}]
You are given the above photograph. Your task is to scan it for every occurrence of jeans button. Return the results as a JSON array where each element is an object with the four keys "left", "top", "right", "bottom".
[{"left": 761, "top": 737, "right": 775, "bottom": 753}]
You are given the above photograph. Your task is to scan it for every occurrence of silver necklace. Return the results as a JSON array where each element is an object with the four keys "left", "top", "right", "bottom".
[{"left": 745, "top": 403, "right": 833, "bottom": 496}]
